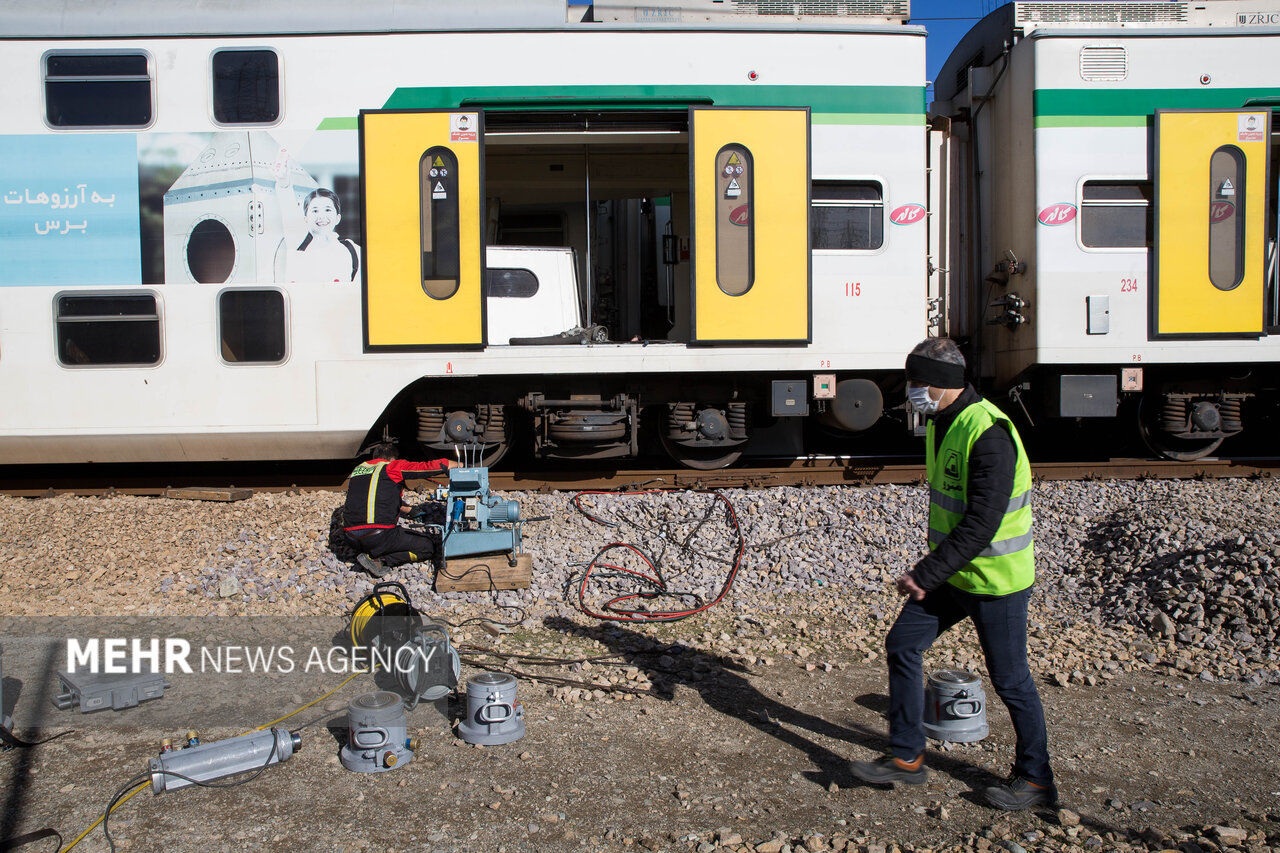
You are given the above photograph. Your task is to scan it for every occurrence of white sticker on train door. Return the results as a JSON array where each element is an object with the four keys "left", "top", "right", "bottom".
[{"left": 1238, "top": 113, "right": 1265, "bottom": 142}]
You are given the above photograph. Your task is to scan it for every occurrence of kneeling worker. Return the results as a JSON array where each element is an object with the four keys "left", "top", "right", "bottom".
[
  {"left": 342, "top": 446, "right": 455, "bottom": 577},
  {"left": 852, "top": 337, "right": 1056, "bottom": 811}
]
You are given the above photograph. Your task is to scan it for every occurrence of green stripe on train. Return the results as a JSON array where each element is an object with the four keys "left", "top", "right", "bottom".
[
  {"left": 381, "top": 84, "right": 926, "bottom": 114},
  {"left": 1035, "top": 87, "right": 1280, "bottom": 127},
  {"left": 323, "top": 111, "right": 923, "bottom": 129}
]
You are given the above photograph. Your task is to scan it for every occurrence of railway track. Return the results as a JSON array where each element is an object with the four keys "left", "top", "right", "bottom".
[{"left": 0, "top": 456, "right": 1275, "bottom": 498}]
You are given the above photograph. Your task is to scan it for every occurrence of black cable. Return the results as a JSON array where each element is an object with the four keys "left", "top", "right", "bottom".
[
  {"left": 0, "top": 723, "right": 73, "bottom": 749},
  {"left": 431, "top": 560, "right": 527, "bottom": 630},
  {"left": 0, "top": 826, "right": 61, "bottom": 852},
  {"left": 100, "top": 772, "right": 149, "bottom": 853}
]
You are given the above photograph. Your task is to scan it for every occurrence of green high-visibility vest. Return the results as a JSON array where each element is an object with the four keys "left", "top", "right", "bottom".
[{"left": 925, "top": 398, "right": 1034, "bottom": 595}]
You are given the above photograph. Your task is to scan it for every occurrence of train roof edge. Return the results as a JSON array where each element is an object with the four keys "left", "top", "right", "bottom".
[
  {"left": 0, "top": 0, "right": 917, "bottom": 38},
  {"left": 934, "top": 0, "right": 1280, "bottom": 107}
]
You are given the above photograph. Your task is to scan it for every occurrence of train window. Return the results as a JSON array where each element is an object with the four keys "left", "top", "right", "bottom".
[
  {"left": 715, "top": 144, "right": 754, "bottom": 296},
  {"left": 55, "top": 293, "right": 160, "bottom": 366},
  {"left": 811, "top": 182, "right": 884, "bottom": 250},
  {"left": 212, "top": 49, "right": 280, "bottom": 125},
  {"left": 1081, "top": 181, "right": 1151, "bottom": 249},
  {"left": 219, "top": 289, "right": 286, "bottom": 363},
  {"left": 486, "top": 268, "right": 539, "bottom": 298},
  {"left": 1208, "top": 146, "right": 1246, "bottom": 291},
  {"left": 44, "top": 51, "right": 153, "bottom": 128},
  {"left": 420, "top": 147, "right": 461, "bottom": 300}
]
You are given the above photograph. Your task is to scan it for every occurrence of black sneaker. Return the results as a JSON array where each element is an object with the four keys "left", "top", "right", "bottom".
[
  {"left": 983, "top": 776, "right": 1058, "bottom": 811},
  {"left": 850, "top": 754, "right": 929, "bottom": 786},
  {"left": 356, "top": 553, "right": 389, "bottom": 578}
]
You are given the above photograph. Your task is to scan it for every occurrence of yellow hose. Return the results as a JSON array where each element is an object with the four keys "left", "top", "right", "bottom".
[
  {"left": 59, "top": 668, "right": 367, "bottom": 852},
  {"left": 59, "top": 782, "right": 147, "bottom": 853}
]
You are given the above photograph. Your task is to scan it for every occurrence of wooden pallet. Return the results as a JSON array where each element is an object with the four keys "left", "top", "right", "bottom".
[
  {"left": 434, "top": 552, "right": 532, "bottom": 593},
  {"left": 162, "top": 486, "right": 253, "bottom": 502}
]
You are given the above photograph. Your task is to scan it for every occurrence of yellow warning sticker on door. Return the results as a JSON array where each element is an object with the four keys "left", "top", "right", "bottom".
[{"left": 726, "top": 152, "right": 742, "bottom": 166}]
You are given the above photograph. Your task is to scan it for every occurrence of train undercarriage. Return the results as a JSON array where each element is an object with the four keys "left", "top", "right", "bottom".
[{"left": 373, "top": 372, "right": 899, "bottom": 470}]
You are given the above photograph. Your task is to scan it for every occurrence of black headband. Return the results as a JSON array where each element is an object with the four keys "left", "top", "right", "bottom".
[{"left": 905, "top": 354, "right": 965, "bottom": 389}]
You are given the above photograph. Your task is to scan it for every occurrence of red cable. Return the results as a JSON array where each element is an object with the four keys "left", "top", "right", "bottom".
[{"left": 570, "top": 489, "right": 745, "bottom": 622}]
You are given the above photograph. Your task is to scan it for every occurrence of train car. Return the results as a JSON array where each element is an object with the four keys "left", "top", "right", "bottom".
[
  {"left": 934, "top": 0, "right": 1279, "bottom": 459},
  {"left": 0, "top": 0, "right": 933, "bottom": 469}
]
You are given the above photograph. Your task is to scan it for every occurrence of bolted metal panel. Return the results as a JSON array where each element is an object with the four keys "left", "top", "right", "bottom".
[
  {"left": 734, "top": 0, "right": 909, "bottom": 17},
  {"left": 1016, "top": 2, "right": 1188, "bottom": 25},
  {"left": 772, "top": 380, "right": 810, "bottom": 417},
  {"left": 1057, "top": 375, "right": 1118, "bottom": 418}
]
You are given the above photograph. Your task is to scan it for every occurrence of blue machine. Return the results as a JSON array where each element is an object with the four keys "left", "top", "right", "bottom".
[{"left": 430, "top": 466, "right": 523, "bottom": 561}]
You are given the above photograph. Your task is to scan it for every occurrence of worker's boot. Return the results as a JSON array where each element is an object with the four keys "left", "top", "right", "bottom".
[
  {"left": 356, "top": 553, "right": 389, "bottom": 578},
  {"left": 850, "top": 754, "right": 929, "bottom": 786},
  {"left": 983, "top": 776, "right": 1058, "bottom": 811}
]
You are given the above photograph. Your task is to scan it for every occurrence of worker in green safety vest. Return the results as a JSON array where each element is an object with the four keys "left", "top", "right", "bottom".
[{"left": 851, "top": 337, "right": 1056, "bottom": 811}]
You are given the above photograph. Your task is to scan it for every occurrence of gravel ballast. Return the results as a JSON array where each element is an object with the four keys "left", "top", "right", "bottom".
[
  {"left": 3, "top": 477, "right": 1278, "bottom": 684},
  {"left": 2, "top": 475, "right": 1280, "bottom": 853}
]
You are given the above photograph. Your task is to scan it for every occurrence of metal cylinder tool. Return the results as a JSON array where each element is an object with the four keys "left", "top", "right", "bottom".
[
  {"left": 457, "top": 671, "right": 524, "bottom": 745},
  {"left": 149, "top": 727, "right": 299, "bottom": 793},
  {"left": 922, "top": 669, "right": 988, "bottom": 743},
  {"left": 340, "top": 690, "right": 416, "bottom": 773}
]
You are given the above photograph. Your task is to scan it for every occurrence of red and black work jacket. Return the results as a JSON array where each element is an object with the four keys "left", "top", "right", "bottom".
[{"left": 342, "top": 458, "right": 449, "bottom": 534}]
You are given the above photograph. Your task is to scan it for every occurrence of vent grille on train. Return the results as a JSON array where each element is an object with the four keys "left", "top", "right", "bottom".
[
  {"left": 1016, "top": 2, "right": 1188, "bottom": 24},
  {"left": 1080, "top": 45, "right": 1127, "bottom": 80},
  {"left": 732, "top": 0, "right": 911, "bottom": 16}
]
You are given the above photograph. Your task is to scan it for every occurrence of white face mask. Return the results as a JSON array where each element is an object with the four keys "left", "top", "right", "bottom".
[{"left": 907, "top": 384, "right": 940, "bottom": 415}]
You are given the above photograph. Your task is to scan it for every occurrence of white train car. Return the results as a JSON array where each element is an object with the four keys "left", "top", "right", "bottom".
[
  {"left": 0, "top": 0, "right": 933, "bottom": 469},
  {"left": 934, "top": 1, "right": 1279, "bottom": 459}
]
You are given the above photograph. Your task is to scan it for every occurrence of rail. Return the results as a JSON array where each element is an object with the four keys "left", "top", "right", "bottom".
[{"left": 0, "top": 456, "right": 1274, "bottom": 498}]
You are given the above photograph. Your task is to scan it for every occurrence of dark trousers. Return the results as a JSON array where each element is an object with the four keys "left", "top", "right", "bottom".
[
  {"left": 885, "top": 583, "right": 1053, "bottom": 785},
  {"left": 349, "top": 527, "right": 438, "bottom": 568}
]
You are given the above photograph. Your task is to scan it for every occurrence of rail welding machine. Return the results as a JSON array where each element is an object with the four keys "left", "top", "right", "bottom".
[{"left": 417, "top": 460, "right": 525, "bottom": 565}]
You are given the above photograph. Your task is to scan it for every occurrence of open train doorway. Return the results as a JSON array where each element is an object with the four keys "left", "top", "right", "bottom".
[{"left": 483, "top": 109, "right": 691, "bottom": 344}]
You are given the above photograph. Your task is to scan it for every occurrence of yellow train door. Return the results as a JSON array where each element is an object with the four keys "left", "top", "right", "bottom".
[
  {"left": 360, "top": 109, "right": 486, "bottom": 350},
  {"left": 1153, "top": 109, "right": 1272, "bottom": 338},
  {"left": 690, "top": 107, "right": 810, "bottom": 344}
]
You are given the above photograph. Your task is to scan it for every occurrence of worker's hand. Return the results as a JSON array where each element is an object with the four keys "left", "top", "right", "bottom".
[
  {"left": 896, "top": 573, "right": 926, "bottom": 601},
  {"left": 443, "top": 459, "right": 460, "bottom": 469},
  {"left": 399, "top": 504, "right": 412, "bottom": 515}
]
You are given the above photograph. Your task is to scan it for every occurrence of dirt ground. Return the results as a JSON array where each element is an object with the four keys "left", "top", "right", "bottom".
[{"left": 2, "top": 610, "right": 1277, "bottom": 853}]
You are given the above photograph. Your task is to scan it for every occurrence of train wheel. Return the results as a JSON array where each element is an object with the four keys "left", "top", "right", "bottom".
[
  {"left": 1136, "top": 395, "right": 1223, "bottom": 461},
  {"left": 658, "top": 431, "right": 743, "bottom": 470}
]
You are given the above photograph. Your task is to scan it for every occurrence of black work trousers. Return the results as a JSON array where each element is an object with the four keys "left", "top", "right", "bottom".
[
  {"left": 349, "top": 527, "right": 438, "bottom": 568},
  {"left": 885, "top": 583, "right": 1053, "bottom": 785}
]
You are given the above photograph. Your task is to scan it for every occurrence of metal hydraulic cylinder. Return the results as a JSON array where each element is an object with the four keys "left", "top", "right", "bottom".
[{"left": 149, "top": 727, "right": 299, "bottom": 793}]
